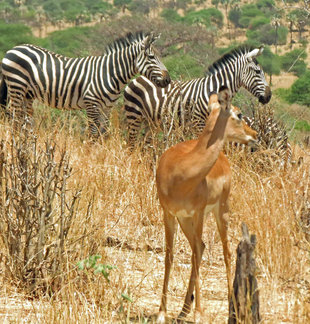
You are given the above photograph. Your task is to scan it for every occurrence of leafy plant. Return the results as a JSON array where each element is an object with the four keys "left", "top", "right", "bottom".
[
  {"left": 286, "top": 70, "right": 310, "bottom": 106},
  {"left": 183, "top": 8, "right": 223, "bottom": 29},
  {"left": 160, "top": 8, "right": 182, "bottom": 23},
  {"left": 280, "top": 49, "right": 307, "bottom": 76},
  {"left": 246, "top": 24, "right": 288, "bottom": 46},
  {"left": 77, "top": 255, "right": 116, "bottom": 282},
  {"left": 0, "top": 21, "right": 36, "bottom": 57},
  {"left": 256, "top": 45, "right": 281, "bottom": 84}
]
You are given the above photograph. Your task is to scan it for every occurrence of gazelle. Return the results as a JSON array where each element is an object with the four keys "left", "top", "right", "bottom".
[{"left": 156, "top": 86, "right": 257, "bottom": 323}]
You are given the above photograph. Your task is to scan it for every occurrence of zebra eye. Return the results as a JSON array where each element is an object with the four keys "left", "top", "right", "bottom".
[{"left": 146, "top": 52, "right": 155, "bottom": 59}]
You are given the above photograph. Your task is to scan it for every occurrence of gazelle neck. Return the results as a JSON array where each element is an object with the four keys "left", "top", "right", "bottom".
[{"left": 182, "top": 107, "right": 229, "bottom": 184}]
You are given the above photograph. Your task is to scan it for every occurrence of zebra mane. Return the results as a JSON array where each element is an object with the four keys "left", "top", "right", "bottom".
[
  {"left": 104, "top": 31, "right": 149, "bottom": 54},
  {"left": 205, "top": 46, "right": 257, "bottom": 76}
]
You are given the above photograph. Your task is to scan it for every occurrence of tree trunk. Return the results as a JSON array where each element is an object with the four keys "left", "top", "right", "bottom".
[{"left": 228, "top": 223, "right": 261, "bottom": 323}]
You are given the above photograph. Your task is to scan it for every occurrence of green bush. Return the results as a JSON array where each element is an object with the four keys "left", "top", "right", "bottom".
[
  {"left": 42, "top": 26, "right": 94, "bottom": 57},
  {"left": 280, "top": 49, "right": 307, "bottom": 76},
  {"left": 160, "top": 8, "right": 182, "bottom": 23},
  {"left": 183, "top": 8, "right": 223, "bottom": 29},
  {"left": 228, "top": 8, "right": 242, "bottom": 28},
  {"left": 239, "top": 4, "right": 263, "bottom": 28},
  {"left": 249, "top": 16, "right": 270, "bottom": 30},
  {"left": 294, "top": 120, "right": 310, "bottom": 132},
  {"left": 0, "top": 21, "right": 36, "bottom": 58},
  {"left": 163, "top": 53, "right": 205, "bottom": 80},
  {"left": 286, "top": 71, "right": 310, "bottom": 106},
  {"left": 256, "top": 0, "right": 277, "bottom": 15},
  {"left": 247, "top": 24, "right": 288, "bottom": 45},
  {"left": 256, "top": 46, "right": 281, "bottom": 79}
]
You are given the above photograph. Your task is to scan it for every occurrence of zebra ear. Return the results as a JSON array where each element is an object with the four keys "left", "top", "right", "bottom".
[
  {"left": 143, "top": 33, "right": 159, "bottom": 50},
  {"left": 246, "top": 46, "right": 264, "bottom": 61},
  {"left": 258, "top": 45, "right": 264, "bottom": 56}
]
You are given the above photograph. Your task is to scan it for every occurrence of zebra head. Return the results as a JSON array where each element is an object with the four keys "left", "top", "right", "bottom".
[
  {"left": 136, "top": 33, "right": 170, "bottom": 88},
  {"left": 241, "top": 46, "right": 271, "bottom": 104}
]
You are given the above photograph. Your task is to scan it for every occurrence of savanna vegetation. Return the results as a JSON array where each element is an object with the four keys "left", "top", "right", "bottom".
[{"left": 0, "top": 0, "right": 309, "bottom": 323}]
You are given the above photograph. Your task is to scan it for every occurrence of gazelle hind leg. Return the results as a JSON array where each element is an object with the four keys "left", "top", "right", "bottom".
[{"left": 177, "top": 214, "right": 205, "bottom": 322}]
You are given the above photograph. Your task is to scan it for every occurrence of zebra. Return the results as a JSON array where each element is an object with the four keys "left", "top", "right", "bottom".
[
  {"left": 0, "top": 31, "right": 170, "bottom": 136},
  {"left": 123, "top": 45, "right": 271, "bottom": 147},
  {"left": 227, "top": 107, "right": 292, "bottom": 168},
  {"left": 244, "top": 107, "right": 292, "bottom": 167}
]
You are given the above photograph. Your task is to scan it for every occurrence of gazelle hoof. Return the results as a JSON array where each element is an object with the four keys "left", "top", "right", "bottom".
[{"left": 156, "top": 311, "right": 166, "bottom": 324}]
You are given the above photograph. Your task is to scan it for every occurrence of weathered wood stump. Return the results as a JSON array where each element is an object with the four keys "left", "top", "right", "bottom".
[{"left": 228, "top": 223, "right": 260, "bottom": 323}]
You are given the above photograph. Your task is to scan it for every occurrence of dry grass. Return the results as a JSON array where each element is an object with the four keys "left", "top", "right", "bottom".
[{"left": 0, "top": 107, "right": 309, "bottom": 324}]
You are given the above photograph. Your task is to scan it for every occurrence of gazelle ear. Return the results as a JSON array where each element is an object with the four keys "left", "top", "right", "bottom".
[
  {"left": 208, "top": 91, "right": 220, "bottom": 112},
  {"left": 217, "top": 86, "right": 232, "bottom": 110}
]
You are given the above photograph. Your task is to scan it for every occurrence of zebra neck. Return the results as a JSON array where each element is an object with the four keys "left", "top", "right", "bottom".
[
  {"left": 101, "top": 47, "right": 138, "bottom": 93},
  {"left": 212, "top": 67, "right": 240, "bottom": 96}
]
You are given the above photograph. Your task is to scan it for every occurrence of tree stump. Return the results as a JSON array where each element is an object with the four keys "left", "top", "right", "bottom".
[{"left": 228, "top": 223, "right": 260, "bottom": 323}]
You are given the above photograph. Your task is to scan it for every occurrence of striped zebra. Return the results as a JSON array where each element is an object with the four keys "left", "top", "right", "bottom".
[
  {"left": 124, "top": 45, "right": 271, "bottom": 147},
  {"left": 245, "top": 107, "right": 292, "bottom": 167},
  {"left": 0, "top": 31, "right": 170, "bottom": 136},
  {"left": 226, "top": 107, "right": 292, "bottom": 168}
]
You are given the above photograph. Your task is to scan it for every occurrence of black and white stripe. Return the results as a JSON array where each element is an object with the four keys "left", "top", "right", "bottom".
[
  {"left": 124, "top": 46, "right": 272, "bottom": 147},
  {"left": 246, "top": 110, "right": 292, "bottom": 166},
  {"left": 228, "top": 111, "right": 292, "bottom": 167},
  {"left": 0, "top": 31, "right": 170, "bottom": 135}
]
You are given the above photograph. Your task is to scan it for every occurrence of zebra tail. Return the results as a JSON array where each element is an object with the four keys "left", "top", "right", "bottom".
[{"left": 0, "top": 76, "right": 8, "bottom": 112}]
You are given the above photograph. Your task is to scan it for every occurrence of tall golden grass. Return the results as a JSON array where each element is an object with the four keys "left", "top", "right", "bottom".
[{"left": 0, "top": 106, "right": 309, "bottom": 323}]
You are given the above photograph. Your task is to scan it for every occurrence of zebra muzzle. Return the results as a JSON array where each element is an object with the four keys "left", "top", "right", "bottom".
[{"left": 155, "top": 71, "right": 171, "bottom": 88}]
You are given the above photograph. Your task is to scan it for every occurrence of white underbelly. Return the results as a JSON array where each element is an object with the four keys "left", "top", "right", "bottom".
[{"left": 170, "top": 202, "right": 218, "bottom": 219}]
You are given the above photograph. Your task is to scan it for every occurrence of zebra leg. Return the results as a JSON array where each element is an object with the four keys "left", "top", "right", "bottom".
[
  {"left": 7, "top": 88, "right": 28, "bottom": 130},
  {"left": 127, "top": 113, "right": 143, "bottom": 149},
  {"left": 24, "top": 97, "right": 35, "bottom": 128},
  {"left": 86, "top": 104, "right": 108, "bottom": 139}
]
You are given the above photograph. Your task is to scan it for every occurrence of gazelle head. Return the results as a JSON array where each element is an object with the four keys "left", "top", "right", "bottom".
[{"left": 208, "top": 87, "right": 258, "bottom": 146}]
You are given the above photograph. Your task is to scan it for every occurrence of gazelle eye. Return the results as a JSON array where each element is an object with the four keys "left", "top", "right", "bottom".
[{"left": 237, "top": 113, "right": 243, "bottom": 120}]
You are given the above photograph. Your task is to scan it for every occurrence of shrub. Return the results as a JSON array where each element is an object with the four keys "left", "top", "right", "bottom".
[
  {"left": 42, "top": 26, "right": 94, "bottom": 57},
  {"left": 280, "top": 49, "right": 307, "bottom": 76},
  {"left": 228, "top": 7, "right": 242, "bottom": 28},
  {"left": 249, "top": 16, "right": 270, "bottom": 30},
  {"left": 160, "top": 8, "right": 182, "bottom": 23},
  {"left": 163, "top": 53, "right": 205, "bottom": 79},
  {"left": 0, "top": 129, "right": 81, "bottom": 295},
  {"left": 256, "top": 46, "right": 281, "bottom": 81},
  {"left": 0, "top": 21, "right": 36, "bottom": 57},
  {"left": 247, "top": 24, "right": 288, "bottom": 45},
  {"left": 286, "top": 71, "right": 310, "bottom": 106},
  {"left": 183, "top": 8, "right": 223, "bottom": 29},
  {"left": 294, "top": 120, "right": 310, "bottom": 132},
  {"left": 239, "top": 4, "right": 263, "bottom": 28}
]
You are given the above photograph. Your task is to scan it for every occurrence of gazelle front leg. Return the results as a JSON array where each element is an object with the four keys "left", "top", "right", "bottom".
[
  {"left": 177, "top": 214, "right": 205, "bottom": 323},
  {"left": 157, "top": 212, "right": 176, "bottom": 324}
]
